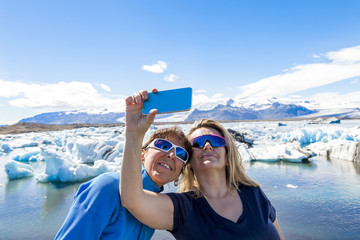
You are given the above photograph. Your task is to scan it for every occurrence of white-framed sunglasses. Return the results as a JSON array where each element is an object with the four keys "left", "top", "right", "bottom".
[{"left": 146, "top": 138, "right": 189, "bottom": 163}]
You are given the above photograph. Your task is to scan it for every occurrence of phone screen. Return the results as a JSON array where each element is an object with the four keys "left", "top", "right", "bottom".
[{"left": 142, "top": 87, "right": 192, "bottom": 114}]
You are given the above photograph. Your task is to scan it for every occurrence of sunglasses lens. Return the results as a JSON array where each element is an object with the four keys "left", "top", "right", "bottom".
[
  {"left": 176, "top": 148, "right": 188, "bottom": 162},
  {"left": 210, "top": 135, "right": 227, "bottom": 147},
  {"left": 153, "top": 139, "right": 188, "bottom": 162},
  {"left": 192, "top": 141, "right": 202, "bottom": 148},
  {"left": 192, "top": 135, "right": 227, "bottom": 148},
  {"left": 153, "top": 139, "right": 172, "bottom": 151}
]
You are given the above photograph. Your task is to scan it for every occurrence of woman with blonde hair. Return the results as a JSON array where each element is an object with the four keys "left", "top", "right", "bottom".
[
  {"left": 120, "top": 89, "right": 284, "bottom": 240},
  {"left": 179, "top": 118, "right": 259, "bottom": 196}
]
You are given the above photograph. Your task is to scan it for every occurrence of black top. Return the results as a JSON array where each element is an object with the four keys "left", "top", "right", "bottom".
[{"left": 166, "top": 185, "right": 280, "bottom": 240}]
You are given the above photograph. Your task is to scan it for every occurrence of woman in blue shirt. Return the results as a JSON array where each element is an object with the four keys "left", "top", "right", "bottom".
[
  {"left": 120, "top": 89, "right": 285, "bottom": 239},
  {"left": 55, "top": 125, "right": 192, "bottom": 240}
]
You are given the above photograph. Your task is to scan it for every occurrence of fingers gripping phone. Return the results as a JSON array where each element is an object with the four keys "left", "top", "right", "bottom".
[{"left": 142, "top": 87, "right": 192, "bottom": 114}]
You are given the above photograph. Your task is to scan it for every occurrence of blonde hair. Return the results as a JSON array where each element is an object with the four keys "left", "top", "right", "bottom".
[{"left": 179, "top": 119, "right": 259, "bottom": 197}]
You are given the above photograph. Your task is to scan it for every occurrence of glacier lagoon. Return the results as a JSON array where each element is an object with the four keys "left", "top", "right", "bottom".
[{"left": 1, "top": 119, "right": 360, "bottom": 239}]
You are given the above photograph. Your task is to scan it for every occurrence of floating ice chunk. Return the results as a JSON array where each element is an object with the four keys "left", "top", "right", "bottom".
[
  {"left": 1, "top": 135, "right": 40, "bottom": 149},
  {"left": 17, "top": 142, "right": 38, "bottom": 148},
  {"left": 37, "top": 147, "right": 120, "bottom": 182},
  {"left": 5, "top": 161, "right": 34, "bottom": 179},
  {"left": 65, "top": 138, "right": 115, "bottom": 163},
  {"left": 286, "top": 184, "right": 298, "bottom": 189},
  {"left": 328, "top": 141, "right": 358, "bottom": 161},
  {"left": 247, "top": 142, "right": 313, "bottom": 163},
  {"left": 237, "top": 143, "right": 255, "bottom": 162},
  {"left": 308, "top": 140, "right": 360, "bottom": 162},
  {"left": 280, "top": 125, "right": 360, "bottom": 145},
  {"left": 114, "top": 141, "right": 124, "bottom": 153},
  {"left": 13, "top": 150, "right": 41, "bottom": 162},
  {"left": 1, "top": 143, "right": 13, "bottom": 153},
  {"left": 37, "top": 147, "right": 74, "bottom": 182},
  {"left": 104, "top": 150, "right": 122, "bottom": 163}
]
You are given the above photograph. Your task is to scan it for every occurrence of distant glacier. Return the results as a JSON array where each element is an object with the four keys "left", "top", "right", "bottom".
[{"left": 18, "top": 99, "right": 360, "bottom": 125}]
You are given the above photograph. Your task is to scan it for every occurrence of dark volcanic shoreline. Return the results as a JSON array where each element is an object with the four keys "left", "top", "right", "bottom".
[
  {"left": 1, "top": 117, "right": 359, "bottom": 135},
  {"left": 0, "top": 122, "right": 125, "bottom": 135}
]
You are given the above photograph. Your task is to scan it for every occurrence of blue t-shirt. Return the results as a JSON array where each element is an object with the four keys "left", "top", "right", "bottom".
[
  {"left": 167, "top": 185, "right": 280, "bottom": 240},
  {"left": 55, "top": 170, "right": 162, "bottom": 240}
]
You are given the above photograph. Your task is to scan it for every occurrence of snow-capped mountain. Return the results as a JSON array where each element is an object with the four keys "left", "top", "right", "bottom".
[
  {"left": 18, "top": 97, "right": 360, "bottom": 125},
  {"left": 186, "top": 101, "right": 317, "bottom": 121},
  {"left": 20, "top": 111, "right": 125, "bottom": 125}
]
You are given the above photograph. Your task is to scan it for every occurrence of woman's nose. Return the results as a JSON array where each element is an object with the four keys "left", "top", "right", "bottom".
[
  {"left": 166, "top": 149, "right": 176, "bottom": 159},
  {"left": 203, "top": 141, "right": 213, "bottom": 150}
]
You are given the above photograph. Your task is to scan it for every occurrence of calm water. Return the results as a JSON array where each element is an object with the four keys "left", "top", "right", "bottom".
[{"left": 1, "top": 155, "right": 360, "bottom": 239}]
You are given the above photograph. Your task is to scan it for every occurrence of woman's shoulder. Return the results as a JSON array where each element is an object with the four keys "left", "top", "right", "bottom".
[
  {"left": 92, "top": 172, "right": 120, "bottom": 186},
  {"left": 167, "top": 190, "right": 196, "bottom": 197},
  {"left": 78, "top": 172, "right": 120, "bottom": 195},
  {"left": 166, "top": 190, "right": 199, "bottom": 204},
  {"left": 238, "top": 184, "right": 271, "bottom": 203},
  {"left": 238, "top": 184, "right": 263, "bottom": 196},
  {"left": 238, "top": 184, "right": 259, "bottom": 191}
]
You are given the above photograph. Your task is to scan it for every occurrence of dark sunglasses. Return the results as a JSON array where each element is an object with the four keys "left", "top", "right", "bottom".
[
  {"left": 191, "top": 134, "right": 228, "bottom": 148},
  {"left": 147, "top": 139, "right": 189, "bottom": 163}
]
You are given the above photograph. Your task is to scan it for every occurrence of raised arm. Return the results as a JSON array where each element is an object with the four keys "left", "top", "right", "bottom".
[
  {"left": 273, "top": 218, "right": 285, "bottom": 240},
  {"left": 119, "top": 90, "right": 175, "bottom": 230}
]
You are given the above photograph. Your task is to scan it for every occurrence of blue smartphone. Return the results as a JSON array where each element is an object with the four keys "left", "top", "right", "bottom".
[{"left": 142, "top": 87, "right": 192, "bottom": 114}]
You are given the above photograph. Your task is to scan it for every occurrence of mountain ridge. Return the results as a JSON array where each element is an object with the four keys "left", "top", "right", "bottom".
[{"left": 16, "top": 99, "right": 360, "bottom": 125}]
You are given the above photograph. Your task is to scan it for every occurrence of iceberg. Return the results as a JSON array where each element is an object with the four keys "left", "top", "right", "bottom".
[
  {"left": 37, "top": 148, "right": 120, "bottom": 182},
  {"left": 13, "top": 149, "right": 41, "bottom": 162},
  {"left": 5, "top": 161, "right": 34, "bottom": 179},
  {"left": 2, "top": 119, "right": 359, "bottom": 182},
  {"left": 308, "top": 140, "right": 360, "bottom": 162},
  {"left": 1, "top": 143, "right": 13, "bottom": 153},
  {"left": 65, "top": 138, "right": 116, "bottom": 163},
  {"left": 243, "top": 142, "right": 314, "bottom": 163}
]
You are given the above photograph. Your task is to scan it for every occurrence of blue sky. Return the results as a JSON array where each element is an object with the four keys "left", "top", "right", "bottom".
[{"left": 1, "top": 0, "right": 360, "bottom": 124}]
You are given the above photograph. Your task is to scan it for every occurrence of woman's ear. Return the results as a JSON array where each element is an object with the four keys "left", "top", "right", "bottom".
[
  {"left": 180, "top": 165, "right": 186, "bottom": 174},
  {"left": 189, "top": 164, "right": 195, "bottom": 174}
]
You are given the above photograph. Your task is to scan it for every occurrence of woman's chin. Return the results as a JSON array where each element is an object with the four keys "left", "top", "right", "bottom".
[{"left": 202, "top": 160, "right": 212, "bottom": 165}]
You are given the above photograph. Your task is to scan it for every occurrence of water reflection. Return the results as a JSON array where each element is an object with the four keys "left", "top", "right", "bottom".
[
  {"left": 38, "top": 181, "right": 81, "bottom": 222},
  {"left": 353, "top": 161, "right": 360, "bottom": 175},
  {"left": 5, "top": 176, "right": 34, "bottom": 194},
  {"left": 247, "top": 159, "right": 318, "bottom": 170},
  {"left": 2, "top": 154, "right": 360, "bottom": 240},
  {"left": 327, "top": 158, "right": 360, "bottom": 176}
]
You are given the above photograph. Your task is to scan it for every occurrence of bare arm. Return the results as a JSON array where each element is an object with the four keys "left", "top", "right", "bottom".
[
  {"left": 273, "top": 218, "right": 285, "bottom": 240},
  {"left": 119, "top": 90, "right": 175, "bottom": 230}
]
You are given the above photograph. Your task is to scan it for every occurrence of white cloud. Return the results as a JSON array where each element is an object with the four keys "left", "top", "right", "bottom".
[
  {"left": 0, "top": 80, "right": 122, "bottom": 110},
  {"left": 195, "top": 89, "right": 207, "bottom": 93},
  {"left": 351, "top": 79, "right": 358, "bottom": 84},
  {"left": 142, "top": 60, "right": 167, "bottom": 73},
  {"left": 237, "top": 45, "right": 360, "bottom": 99},
  {"left": 212, "top": 93, "right": 224, "bottom": 99},
  {"left": 164, "top": 74, "right": 178, "bottom": 82},
  {"left": 0, "top": 80, "right": 25, "bottom": 97},
  {"left": 327, "top": 46, "right": 360, "bottom": 63},
  {"left": 100, "top": 83, "right": 111, "bottom": 92},
  {"left": 309, "top": 91, "right": 360, "bottom": 108},
  {"left": 192, "top": 93, "right": 228, "bottom": 110}
]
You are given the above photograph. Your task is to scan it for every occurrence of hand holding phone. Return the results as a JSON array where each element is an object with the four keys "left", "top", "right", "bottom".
[{"left": 142, "top": 87, "right": 192, "bottom": 114}]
